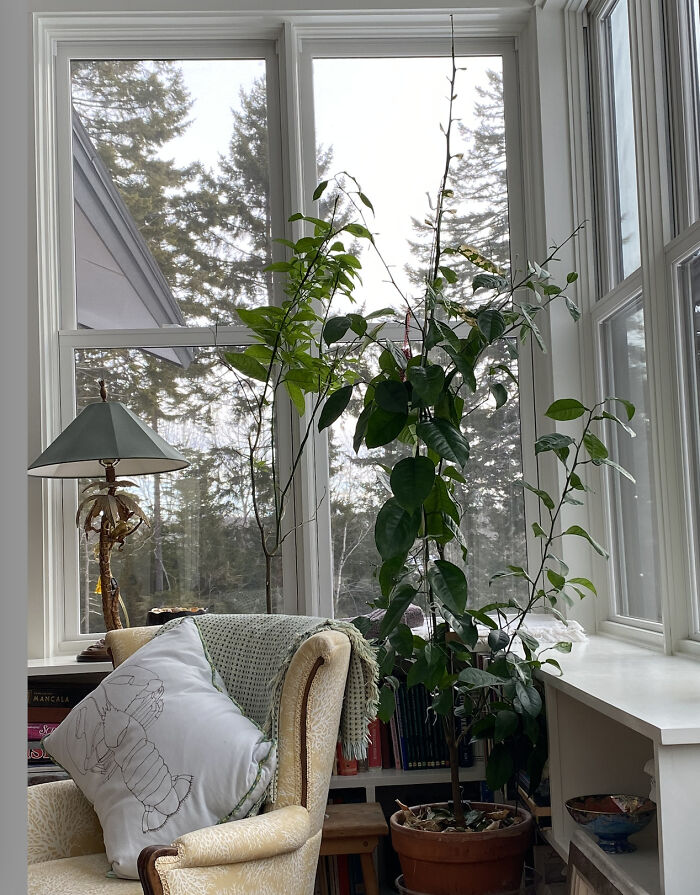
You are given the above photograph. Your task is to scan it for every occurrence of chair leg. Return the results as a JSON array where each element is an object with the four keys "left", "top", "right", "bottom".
[{"left": 359, "top": 852, "right": 380, "bottom": 895}]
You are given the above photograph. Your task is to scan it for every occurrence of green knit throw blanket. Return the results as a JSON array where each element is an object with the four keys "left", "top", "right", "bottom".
[{"left": 158, "top": 614, "right": 378, "bottom": 793}]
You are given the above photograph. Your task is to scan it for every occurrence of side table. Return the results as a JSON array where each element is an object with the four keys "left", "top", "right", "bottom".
[{"left": 319, "top": 801, "right": 389, "bottom": 895}]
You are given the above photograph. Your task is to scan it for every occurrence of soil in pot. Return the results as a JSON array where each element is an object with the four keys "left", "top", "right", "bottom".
[{"left": 390, "top": 802, "right": 534, "bottom": 895}]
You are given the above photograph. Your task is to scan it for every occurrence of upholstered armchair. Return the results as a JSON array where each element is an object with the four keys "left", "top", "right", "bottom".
[{"left": 27, "top": 623, "right": 352, "bottom": 895}]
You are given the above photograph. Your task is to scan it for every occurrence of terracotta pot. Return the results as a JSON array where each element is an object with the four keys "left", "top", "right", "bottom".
[{"left": 390, "top": 802, "right": 534, "bottom": 895}]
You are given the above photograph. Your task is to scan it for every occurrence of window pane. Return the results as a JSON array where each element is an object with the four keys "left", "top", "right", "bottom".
[
  {"left": 603, "top": 297, "right": 660, "bottom": 623},
  {"left": 320, "top": 57, "right": 527, "bottom": 619},
  {"left": 312, "top": 56, "right": 508, "bottom": 314},
  {"left": 73, "top": 346, "right": 282, "bottom": 633},
  {"left": 680, "top": 247, "right": 700, "bottom": 631},
  {"left": 70, "top": 59, "right": 272, "bottom": 329},
  {"left": 607, "top": 0, "right": 641, "bottom": 279}
]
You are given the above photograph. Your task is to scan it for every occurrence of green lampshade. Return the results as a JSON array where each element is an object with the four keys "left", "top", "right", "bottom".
[{"left": 28, "top": 400, "right": 189, "bottom": 478}]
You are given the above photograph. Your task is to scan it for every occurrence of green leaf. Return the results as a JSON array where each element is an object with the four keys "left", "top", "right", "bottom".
[
  {"left": 486, "top": 743, "right": 514, "bottom": 791},
  {"left": 532, "top": 522, "right": 547, "bottom": 538},
  {"left": 545, "top": 398, "right": 587, "bottom": 420},
  {"left": 567, "top": 576, "right": 597, "bottom": 596},
  {"left": 562, "top": 524, "right": 609, "bottom": 558},
  {"left": 285, "top": 380, "right": 306, "bottom": 415},
  {"left": 323, "top": 316, "right": 352, "bottom": 345},
  {"left": 389, "top": 456, "right": 435, "bottom": 511},
  {"left": 318, "top": 385, "right": 353, "bottom": 432},
  {"left": 600, "top": 410, "right": 636, "bottom": 437},
  {"left": 312, "top": 180, "right": 329, "bottom": 200},
  {"left": 488, "top": 629, "right": 509, "bottom": 652},
  {"left": 407, "top": 365, "right": 445, "bottom": 406},
  {"left": 359, "top": 192, "right": 374, "bottom": 212},
  {"left": 439, "top": 265, "right": 458, "bottom": 284},
  {"left": 390, "top": 623, "right": 414, "bottom": 658},
  {"left": 365, "top": 408, "right": 408, "bottom": 449},
  {"left": 515, "top": 682, "right": 542, "bottom": 717},
  {"left": 378, "top": 556, "right": 407, "bottom": 598},
  {"left": 600, "top": 458, "right": 636, "bottom": 483},
  {"left": 353, "top": 404, "right": 372, "bottom": 453},
  {"left": 416, "top": 419, "right": 470, "bottom": 467},
  {"left": 458, "top": 667, "right": 503, "bottom": 688},
  {"left": 547, "top": 569, "right": 566, "bottom": 591},
  {"left": 494, "top": 710, "right": 519, "bottom": 743},
  {"left": 567, "top": 271, "right": 579, "bottom": 283},
  {"left": 534, "top": 433, "right": 575, "bottom": 455},
  {"left": 431, "top": 688, "right": 454, "bottom": 717},
  {"left": 377, "top": 686, "right": 396, "bottom": 722},
  {"left": 605, "top": 396, "right": 635, "bottom": 421},
  {"left": 428, "top": 560, "right": 468, "bottom": 616},
  {"left": 583, "top": 431, "right": 609, "bottom": 461},
  {"left": 522, "top": 481, "right": 555, "bottom": 511},
  {"left": 489, "top": 381, "right": 507, "bottom": 409},
  {"left": 223, "top": 350, "right": 268, "bottom": 383},
  {"left": 476, "top": 308, "right": 506, "bottom": 340},
  {"left": 375, "top": 380, "right": 409, "bottom": 414},
  {"left": 264, "top": 260, "right": 293, "bottom": 273},
  {"left": 552, "top": 641, "right": 573, "bottom": 653},
  {"left": 374, "top": 499, "right": 420, "bottom": 560},
  {"left": 378, "top": 583, "right": 418, "bottom": 639}
]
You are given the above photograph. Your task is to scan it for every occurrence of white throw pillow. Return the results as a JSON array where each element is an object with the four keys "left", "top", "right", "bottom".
[{"left": 42, "top": 618, "right": 277, "bottom": 879}]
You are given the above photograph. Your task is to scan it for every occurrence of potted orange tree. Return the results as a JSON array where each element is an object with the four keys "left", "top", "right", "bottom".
[{"left": 226, "top": 34, "right": 635, "bottom": 895}]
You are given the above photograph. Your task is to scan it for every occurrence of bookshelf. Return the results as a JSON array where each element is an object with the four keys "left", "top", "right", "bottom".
[
  {"left": 539, "top": 635, "right": 700, "bottom": 895},
  {"left": 330, "top": 761, "right": 485, "bottom": 802}
]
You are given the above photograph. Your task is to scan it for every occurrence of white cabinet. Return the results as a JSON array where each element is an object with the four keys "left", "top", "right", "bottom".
[{"left": 539, "top": 636, "right": 700, "bottom": 895}]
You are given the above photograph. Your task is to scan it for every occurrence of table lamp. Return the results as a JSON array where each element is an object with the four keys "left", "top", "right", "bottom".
[{"left": 28, "top": 380, "right": 189, "bottom": 661}]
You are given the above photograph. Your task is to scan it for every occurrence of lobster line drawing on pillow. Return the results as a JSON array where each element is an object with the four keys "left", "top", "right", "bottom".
[{"left": 68, "top": 665, "right": 192, "bottom": 832}]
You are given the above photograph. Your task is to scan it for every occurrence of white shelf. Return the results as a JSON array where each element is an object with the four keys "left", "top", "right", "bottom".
[
  {"left": 330, "top": 762, "right": 485, "bottom": 801},
  {"left": 538, "top": 635, "right": 700, "bottom": 745},
  {"left": 28, "top": 657, "right": 112, "bottom": 675},
  {"left": 543, "top": 824, "right": 659, "bottom": 895}
]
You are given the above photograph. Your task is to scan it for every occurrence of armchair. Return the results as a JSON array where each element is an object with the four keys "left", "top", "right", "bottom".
[{"left": 28, "top": 621, "right": 352, "bottom": 895}]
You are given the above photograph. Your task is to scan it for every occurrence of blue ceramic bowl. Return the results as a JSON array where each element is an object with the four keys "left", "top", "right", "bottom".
[{"left": 565, "top": 794, "right": 656, "bottom": 853}]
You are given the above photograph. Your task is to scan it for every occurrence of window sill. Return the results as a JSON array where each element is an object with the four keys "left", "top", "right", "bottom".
[
  {"left": 537, "top": 634, "right": 700, "bottom": 745},
  {"left": 28, "top": 656, "right": 113, "bottom": 676}
]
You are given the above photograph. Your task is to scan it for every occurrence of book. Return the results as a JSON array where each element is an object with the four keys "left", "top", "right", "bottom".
[
  {"left": 389, "top": 716, "right": 401, "bottom": 769},
  {"left": 367, "top": 718, "right": 382, "bottom": 768},
  {"left": 27, "top": 742, "right": 55, "bottom": 764},
  {"left": 27, "top": 706, "right": 71, "bottom": 723},
  {"left": 28, "top": 721, "right": 60, "bottom": 740},
  {"left": 379, "top": 720, "right": 392, "bottom": 770},
  {"left": 27, "top": 766, "right": 70, "bottom": 786},
  {"left": 335, "top": 741, "right": 358, "bottom": 776},
  {"left": 28, "top": 683, "right": 92, "bottom": 708}
]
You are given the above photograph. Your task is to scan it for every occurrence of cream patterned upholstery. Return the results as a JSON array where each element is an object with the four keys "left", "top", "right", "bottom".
[{"left": 28, "top": 621, "right": 351, "bottom": 895}]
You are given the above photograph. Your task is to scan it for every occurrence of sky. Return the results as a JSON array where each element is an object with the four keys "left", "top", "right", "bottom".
[{"left": 165, "top": 54, "right": 504, "bottom": 312}]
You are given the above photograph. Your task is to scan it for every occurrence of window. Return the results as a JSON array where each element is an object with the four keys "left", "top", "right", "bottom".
[
  {"left": 307, "top": 48, "right": 528, "bottom": 619},
  {"left": 50, "top": 45, "right": 290, "bottom": 648},
  {"left": 585, "top": 0, "right": 700, "bottom": 648},
  {"left": 35, "top": 22, "right": 534, "bottom": 655},
  {"left": 601, "top": 297, "right": 660, "bottom": 625}
]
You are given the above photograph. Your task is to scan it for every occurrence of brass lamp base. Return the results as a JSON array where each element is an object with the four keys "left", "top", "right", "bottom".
[{"left": 76, "top": 638, "right": 111, "bottom": 663}]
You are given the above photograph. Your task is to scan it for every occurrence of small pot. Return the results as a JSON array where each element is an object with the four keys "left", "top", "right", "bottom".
[{"left": 390, "top": 802, "right": 534, "bottom": 895}]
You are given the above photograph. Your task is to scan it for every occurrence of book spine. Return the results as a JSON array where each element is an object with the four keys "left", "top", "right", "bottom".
[
  {"left": 27, "top": 684, "right": 91, "bottom": 707},
  {"left": 379, "top": 720, "right": 392, "bottom": 770},
  {"left": 406, "top": 684, "right": 420, "bottom": 769},
  {"left": 27, "top": 706, "right": 71, "bottom": 723},
  {"left": 335, "top": 741, "right": 358, "bottom": 776},
  {"left": 417, "top": 684, "right": 433, "bottom": 768},
  {"left": 395, "top": 684, "right": 409, "bottom": 770},
  {"left": 28, "top": 722, "right": 60, "bottom": 740},
  {"left": 27, "top": 742, "right": 53, "bottom": 763},
  {"left": 367, "top": 718, "right": 382, "bottom": 768},
  {"left": 389, "top": 716, "right": 401, "bottom": 770},
  {"left": 337, "top": 855, "right": 350, "bottom": 895}
]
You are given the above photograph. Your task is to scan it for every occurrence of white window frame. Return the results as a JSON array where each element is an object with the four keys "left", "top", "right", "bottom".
[
  {"left": 578, "top": 0, "right": 700, "bottom": 652},
  {"left": 32, "top": 8, "right": 572, "bottom": 658}
]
